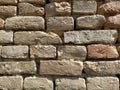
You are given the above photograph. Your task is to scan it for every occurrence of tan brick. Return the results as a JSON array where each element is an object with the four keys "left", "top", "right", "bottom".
[
  {"left": 19, "top": 3, "right": 44, "bottom": 16},
  {"left": 73, "top": 0, "right": 97, "bottom": 15},
  {"left": 87, "top": 44, "right": 119, "bottom": 59},
  {"left": 56, "top": 78, "right": 86, "bottom": 90},
  {"left": 45, "top": 2, "right": 71, "bottom": 17},
  {"left": 87, "top": 77, "right": 119, "bottom": 90},
  {"left": 14, "top": 31, "right": 62, "bottom": 45},
  {"left": 19, "top": 0, "right": 45, "bottom": 5},
  {"left": 0, "top": 30, "right": 13, "bottom": 44},
  {"left": 84, "top": 60, "right": 120, "bottom": 75},
  {"left": 40, "top": 61, "right": 83, "bottom": 76},
  {"left": 76, "top": 15, "right": 106, "bottom": 29},
  {"left": 58, "top": 46, "right": 87, "bottom": 61},
  {"left": 0, "top": 0, "right": 17, "bottom": 5},
  {"left": 0, "top": 61, "right": 36, "bottom": 74},
  {"left": 24, "top": 77, "right": 53, "bottom": 90},
  {"left": 30, "top": 45, "right": 56, "bottom": 59},
  {"left": 0, "top": 18, "right": 4, "bottom": 29},
  {"left": 0, "top": 76, "right": 23, "bottom": 90},
  {"left": 0, "top": 6, "right": 16, "bottom": 18},
  {"left": 50, "top": 0, "right": 70, "bottom": 2},
  {"left": 1, "top": 46, "right": 28, "bottom": 59},
  {"left": 5, "top": 16, "right": 45, "bottom": 30},
  {"left": 98, "top": 1, "right": 120, "bottom": 15},
  {"left": 47, "top": 17, "right": 74, "bottom": 31}
]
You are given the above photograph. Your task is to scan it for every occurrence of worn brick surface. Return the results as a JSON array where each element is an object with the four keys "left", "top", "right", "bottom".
[
  {"left": 58, "top": 45, "right": 87, "bottom": 61},
  {"left": 40, "top": 61, "right": 83, "bottom": 76},
  {"left": 87, "top": 77, "right": 119, "bottom": 90},
  {"left": 19, "top": 0, "right": 45, "bottom": 5},
  {"left": 30, "top": 45, "right": 56, "bottom": 59},
  {"left": 0, "top": 0, "right": 17, "bottom": 5},
  {"left": 24, "top": 77, "right": 53, "bottom": 90},
  {"left": 5, "top": 16, "right": 45, "bottom": 30},
  {"left": 0, "top": 76, "right": 23, "bottom": 90},
  {"left": 0, "top": 18, "right": 4, "bottom": 29},
  {"left": 50, "top": 0, "right": 70, "bottom": 2}
]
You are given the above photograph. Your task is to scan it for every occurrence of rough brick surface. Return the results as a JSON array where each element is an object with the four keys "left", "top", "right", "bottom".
[
  {"left": 0, "top": 0, "right": 17, "bottom": 5},
  {"left": 0, "top": 18, "right": 4, "bottom": 29},
  {"left": 64, "top": 30, "right": 118, "bottom": 44},
  {"left": 58, "top": 45, "right": 87, "bottom": 60},
  {"left": 1, "top": 46, "right": 28, "bottom": 59},
  {"left": 87, "top": 44, "right": 119, "bottom": 59},
  {"left": 73, "top": 0, "right": 97, "bottom": 15},
  {"left": 5, "top": 16, "right": 45, "bottom": 30},
  {"left": 84, "top": 60, "right": 120, "bottom": 75},
  {"left": 40, "top": 61, "right": 83, "bottom": 76},
  {"left": 56, "top": 78, "right": 86, "bottom": 90},
  {"left": 24, "top": 77, "right": 53, "bottom": 90},
  {"left": 0, "top": 76, "right": 23, "bottom": 90},
  {"left": 0, "top": 61, "right": 36, "bottom": 74},
  {"left": 19, "top": 0, "right": 45, "bottom": 5},
  {"left": 30, "top": 45, "right": 56, "bottom": 59},
  {"left": 19, "top": 3, "right": 44, "bottom": 16},
  {"left": 50, "top": 0, "right": 70, "bottom": 2},
  {"left": 14, "top": 31, "right": 62, "bottom": 45},
  {"left": 87, "top": 77, "right": 119, "bottom": 90}
]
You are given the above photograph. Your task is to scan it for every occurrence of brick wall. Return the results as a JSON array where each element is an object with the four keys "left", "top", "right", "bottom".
[{"left": 0, "top": 0, "right": 119, "bottom": 90}]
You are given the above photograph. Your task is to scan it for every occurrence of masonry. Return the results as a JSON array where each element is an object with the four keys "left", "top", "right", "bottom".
[{"left": 0, "top": 0, "right": 119, "bottom": 90}]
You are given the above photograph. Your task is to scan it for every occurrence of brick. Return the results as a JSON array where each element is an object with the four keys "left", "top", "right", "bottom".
[
  {"left": 19, "top": 0, "right": 45, "bottom": 5},
  {"left": 30, "top": 45, "right": 56, "bottom": 59},
  {"left": 56, "top": 78, "right": 86, "bottom": 90},
  {"left": 0, "top": 0, "right": 17, "bottom": 5},
  {"left": 0, "top": 76, "right": 23, "bottom": 90},
  {"left": 14, "top": 31, "right": 62, "bottom": 45},
  {"left": 73, "top": 0, "right": 97, "bottom": 15},
  {"left": 1, "top": 46, "right": 28, "bottom": 59},
  {"left": 87, "top": 77, "right": 119, "bottom": 90},
  {"left": 50, "top": 0, "right": 70, "bottom": 2},
  {"left": 5, "top": 16, "right": 45, "bottom": 30},
  {"left": 0, "top": 61, "right": 36, "bottom": 74},
  {"left": 45, "top": 2, "right": 71, "bottom": 17},
  {"left": 87, "top": 44, "right": 119, "bottom": 59},
  {"left": 58, "top": 46, "right": 87, "bottom": 61},
  {"left": 19, "top": 3, "right": 44, "bottom": 16},
  {"left": 84, "top": 60, "right": 120, "bottom": 75},
  {"left": 40, "top": 61, "right": 83, "bottom": 76},
  {"left": 0, "top": 6, "right": 16, "bottom": 18},
  {"left": 76, "top": 15, "right": 106, "bottom": 29},
  {"left": 24, "top": 77, "right": 53, "bottom": 90},
  {"left": 0, "top": 18, "right": 4, "bottom": 29},
  {"left": 47, "top": 17, "right": 74, "bottom": 31},
  {"left": 98, "top": 1, "right": 120, "bottom": 15},
  {"left": 64, "top": 30, "right": 118, "bottom": 44},
  {"left": 0, "top": 30, "right": 13, "bottom": 44},
  {"left": 105, "top": 15, "right": 120, "bottom": 29}
]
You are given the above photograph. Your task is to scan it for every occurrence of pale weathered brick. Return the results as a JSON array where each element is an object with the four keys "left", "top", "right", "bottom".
[
  {"left": 47, "top": 17, "right": 74, "bottom": 31},
  {"left": 0, "top": 0, "right": 17, "bottom": 5},
  {"left": 58, "top": 46, "right": 87, "bottom": 61},
  {"left": 76, "top": 15, "right": 106, "bottom": 29},
  {"left": 0, "top": 30, "right": 13, "bottom": 44},
  {"left": 73, "top": 0, "right": 97, "bottom": 15},
  {"left": 50, "top": 0, "right": 70, "bottom": 2},
  {"left": 105, "top": 15, "right": 120, "bottom": 29},
  {"left": 87, "top": 77, "right": 119, "bottom": 90},
  {"left": 14, "top": 31, "right": 62, "bottom": 45},
  {"left": 24, "top": 77, "right": 53, "bottom": 90},
  {"left": 0, "top": 6, "right": 16, "bottom": 18},
  {"left": 0, "top": 18, "right": 4, "bottom": 29},
  {"left": 64, "top": 30, "right": 118, "bottom": 44},
  {"left": 45, "top": 2, "right": 71, "bottom": 17},
  {"left": 0, "top": 76, "right": 23, "bottom": 90},
  {"left": 1, "top": 46, "right": 28, "bottom": 59},
  {"left": 40, "top": 61, "right": 83, "bottom": 76},
  {"left": 5, "top": 16, "right": 45, "bottom": 30},
  {"left": 87, "top": 44, "right": 119, "bottom": 59},
  {"left": 56, "top": 78, "right": 86, "bottom": 90},
  {"left": 84, "top": 60, "right": 120, "bottom": 75},
  {"left": 19, "top": 0, "right": 45, "bottom": 5},
  {"left": 0, "top": 61, "right": 36, "bottom": 74},
  {"left": 19, "top": 3, "right": 44, "bottom": 16},
  {"left": 30, "top": 45, "right": 56, "bottom": 59},
  {"left": 98, "top": 1, "right": 120, "bottom": 15}
]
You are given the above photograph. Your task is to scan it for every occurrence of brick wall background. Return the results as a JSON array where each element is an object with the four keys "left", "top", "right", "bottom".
[{"left": 0, "top": 0, "right": 120, "bottom": 90}]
